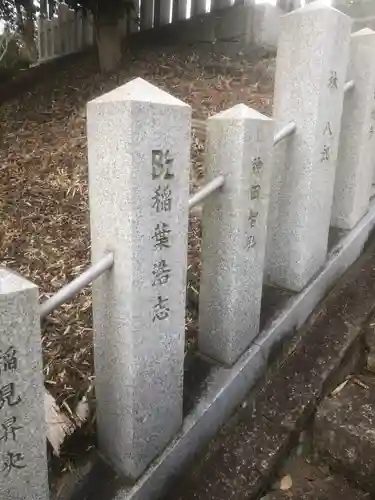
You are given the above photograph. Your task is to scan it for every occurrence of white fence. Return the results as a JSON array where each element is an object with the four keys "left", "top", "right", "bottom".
[
  {"left": 36, "top": 0, "right": 375, "bottom": 66},
  {"left": 36, "top": 0, "right": 282, "bottom": 63},
  {"left": 3, "top": 3, "right": 375, "bottom": 499},
  {"left": 37, "top": 3, "right": 94, "bottom": 62}
]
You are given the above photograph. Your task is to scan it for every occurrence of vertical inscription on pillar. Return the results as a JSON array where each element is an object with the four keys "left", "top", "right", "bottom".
[
  {"left": 151, "top": 149, "right": 175, "bottom": 323},
  {"left": 245, "top": 157, "right": 263, "bottom": 250},
  {"left": 0, "top": 347, "right": 26, "bottom": 479}
]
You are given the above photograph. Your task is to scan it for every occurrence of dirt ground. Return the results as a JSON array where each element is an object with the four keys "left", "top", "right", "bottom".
[{"left": 0, "top": 43, "right": 275, "bottom": 465}]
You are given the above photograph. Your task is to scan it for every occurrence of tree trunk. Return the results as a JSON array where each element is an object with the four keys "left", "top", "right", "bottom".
[{"left": 96, "top": 22, "right": 122, "bottom": 72}]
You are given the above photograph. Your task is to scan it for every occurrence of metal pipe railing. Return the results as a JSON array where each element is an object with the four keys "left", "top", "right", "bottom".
[
  {"left": 41, "top": 174, "right": 225, "bottom": 318},
  {"left": 273, "top": 121, "right": 297, "bottom": 146},
  {"left": 43, "top": 97, "right": 350, "bottom": 318},
  {"left": 190, "top": 122, "right": 298, "bottom": 210},
  {"left": 40, "top": 252, "right": 114, "bottom": 319},
  {"left": 189, "top": 175, "right": 225, "bottom": 209}
]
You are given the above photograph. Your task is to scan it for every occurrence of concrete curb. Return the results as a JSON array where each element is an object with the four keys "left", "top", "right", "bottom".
[{"left": 64, "top": 199, "right": 375, "bottom": 500}]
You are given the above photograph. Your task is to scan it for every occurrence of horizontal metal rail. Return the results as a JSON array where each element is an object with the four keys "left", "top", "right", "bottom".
[
  {"left": 344, "top": 79, "right": 355, "bottom": 93},
  {"left": 189, "top": 175, "right": 225, "bottom": 210},
  {"left": 43, "top": 94, "right": 352, "bottom": 317},
  {"left": 273, "top": 121, "right": 297, "bottom": 146},
  {"left": 41, "top": 176, "right": 225, "bottom": 318},
  {"left": 40, "top": 252, "right": 114, "bottom": 319}
]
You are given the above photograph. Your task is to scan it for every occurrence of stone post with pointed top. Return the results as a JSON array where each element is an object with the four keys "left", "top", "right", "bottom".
[
  {"left": 331, "top": 28, "right": 375, "bottom": 229},
  {"left": 87, "top": 78, "right": 191, "bottom": 479},
  {"left": 199, "top": 104, "right": 274, "bottom": 366},
  {"left": 265, "top": 3, "right": 351, "bottom": 292},
  {"left": 0, "top": 269, "right": 48, "bottom": 500}
]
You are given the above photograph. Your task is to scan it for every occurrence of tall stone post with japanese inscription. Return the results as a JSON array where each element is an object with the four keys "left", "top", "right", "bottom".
[
  {"left": 331, "top": 28, "right": 375, "bottom": 230},
  {"left": 265, "top": 3, "right": 351, "bottom": 292},
  {"left": 58, "top": 3, "right": 69, "bottom": 54},
  {"left": 45, "top": 20, "right": 53, "bottom": 59},
  {"left": 199, "top": 105, "right": 274, "bottom": 366},
  {"left": 140, "top": 0, "right": 154, "bottom": 29},
  {"left": 160, "top": 0, "right": 172, "bottom": 25},
  {"left": 53, "top": 17, "right": 61, "bottom": 57},
  {"left": 211, "top": 0, "right": 231, "bottom": 10},
  {"left": 87, "top": 77, "right": 191, "bottom": 480},
  {"left": 171, "top": 0, "right": 187, "bottom": 21},
  {"left": 191, "top": 0, "right": 206, "bottom": 16},
  {"left": 0, "top": 269, "right": 49, "bottom": 500},
  {"left": 76, "top": 10, "right": 83, "bottom": 51},
  {"left": 68, "top": 9, "right": 76, "bottom": 53},
  {"left": 37, "top": 17, "right": 46, "bottom": 61}
]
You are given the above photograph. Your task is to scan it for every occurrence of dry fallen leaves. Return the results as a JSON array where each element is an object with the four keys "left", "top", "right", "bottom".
[
  {"left": 331, "top": 375, "right": 370, "bottom": 398},
  {"left": 331, "top": 379, "right": 349, "bottom": 397},
  {"left": 45, "top": 390, "right": 75, "bottom": 456},
  {"left": 279, "top": 474, "right": 293, "bottom": 491}
]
